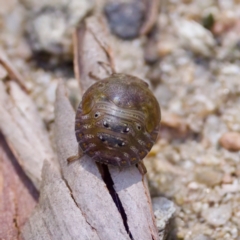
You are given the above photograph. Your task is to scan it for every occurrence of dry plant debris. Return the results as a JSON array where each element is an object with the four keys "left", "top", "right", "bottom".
[
  {"left": 0, "top": 53, "right": 57, "bottom": 190},
  {"left": 0, "top": 135, "right": 38, "bottom": 239}
]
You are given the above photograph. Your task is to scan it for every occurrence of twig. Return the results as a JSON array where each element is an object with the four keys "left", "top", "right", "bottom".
[{"left": 0, "top": 47, "right": 29, "bottom": 93}]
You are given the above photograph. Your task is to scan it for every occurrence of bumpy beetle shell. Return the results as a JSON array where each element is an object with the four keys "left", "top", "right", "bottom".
[{"left": 75, "top": 73, "right": 161, "bottom": 167}]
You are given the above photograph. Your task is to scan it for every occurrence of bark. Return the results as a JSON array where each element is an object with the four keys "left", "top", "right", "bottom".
[
  {"left": 0, "top": 134, "right": 38, "bottom": 240},
  {"left": 0, "top": 80, "right": 57, "bottom": 190},
  {"left": 73, "top": 15, "right": 115, "bottom": 94}
]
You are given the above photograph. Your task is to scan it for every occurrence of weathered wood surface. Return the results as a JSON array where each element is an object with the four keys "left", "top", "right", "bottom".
[
  {"left": 0, "top": 134, "right": 38, "bottom": 240},
  {"left": 139, "top": 0, "right": 160, "bottom": 35},
  {"left": 22, "top": 83, "right": 131, "bottom": 239},
  {"left": 0, "top": 49, "right": 57, "bottom": 190},
  {"left": 109, "top": 167, "right": 159, "bottom": 239},
  {"left": 73, "top": 15, "right": 160, "bottom": 239},
  {"left": 73, "top": 15, "right": 115, "bottom": 94},
  {"left": 0, "top": 80, "right": 57, "bottom": 189},
  {"left": 54, "top": 83, "right": 131, "bottom": 239},
  {"left": 22, "top": 161, "right": 100, "bottom": 240}
]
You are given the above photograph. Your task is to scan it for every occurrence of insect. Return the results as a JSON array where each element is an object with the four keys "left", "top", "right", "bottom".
[{"left": 68, "top": 73, "right": 161, "bottom": 174}]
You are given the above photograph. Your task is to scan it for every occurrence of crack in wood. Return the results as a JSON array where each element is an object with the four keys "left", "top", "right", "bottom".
[
  {"left": 98, "top": 164, "right": 134, "bottom": 240},
  {"left": 61, "top": 176, "right": 99, "bottom": 237}
]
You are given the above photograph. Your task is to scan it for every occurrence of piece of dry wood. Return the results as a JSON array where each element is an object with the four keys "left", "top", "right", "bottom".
[
  {"left": 73, "top": 15, "right": 160, "bottom": 239},
  {"left": 22, "top": 161, "right": 100, "bottom": 240},
  {"left": 0, "top": 133, "right": 38, "bottom": 240},
  {"left": 140, "top": 0, "right": 160, "bottom": 35},
  {"left": 54, "top": 83, "right": 131, "bottom": 239},
  {"left": 0, "top": 79, "right": 57, "bottom": 189},
  {"left": 73, "top": 15, "right": 115, "bottom": 94},
  {"left": 22, "top": 83, "right": 131, "bottom": 239},
  {"left": 109, "top": 167, "right": 159, "bottom": 239}
]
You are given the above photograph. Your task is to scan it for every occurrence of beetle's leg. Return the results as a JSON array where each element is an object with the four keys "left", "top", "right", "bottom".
[
  {"left": 136, "top": 161, "right": 147, "bottom": 175},
  {"left": 88, "top": 72, "right": 102, "bottom": 81},
  {"left": 67, "top": 146, "right": 83, "bottom": 164},
  {"left": 97, "top": 61, "right": 115, "bottom": 75}
]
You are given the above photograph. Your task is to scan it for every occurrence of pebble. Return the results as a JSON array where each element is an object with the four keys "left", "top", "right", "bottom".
[
  {"left": 27, "top": 9, "right": 70, "bottom": 55},
  {"left": 154, "top": 84, "right": 174, "bottom": 107},
  {"left": 161, "top": 111, "right": 188, "bottom": 133},
  {"left": 202, "top": 204, "right": 232, "bottom": 226},
  {"left": 222, "top": 174, "right": 233, "bottom": 184},
  {"left": 26, "top": 0, "right": 94, "bottom": 55},
  {"left": 219, "top": 132, "right": 240, "bottom": 151},
  {"left": 192, "top": 202, "right": 202, "bottom": 213},
  {"left": 152, "top": 197, "right": 175, "bottom": 239},
  {"left": 104, "top": 0, "right": 145, "bottom": 39},
  {"left": 221, "top": 179, "right": 239, "bottom": 195},
  {"left": 212, "top": 11, "right": 236, "bottom": 35},
  {"left": 188, "top": 182, "right": 199, "bottom": 190},
  {"left": 175, "top": 19, "right": 215, "bottom": 57},
  {"left": 192, "top": 234, "right": 213, "bottom": 240},
  {"left": 194, "top": 167, "right": 223, "bottom": 187},
  {"left": 157, "top": 39, "right": 177, "bottom": 57}
]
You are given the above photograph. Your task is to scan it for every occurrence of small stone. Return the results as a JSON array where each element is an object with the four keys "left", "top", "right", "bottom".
[
  {"left": 157, "top": 40, "right": 177, "bottom": 57},
  {"left": 202, "top": 204, "right": 232, "bottom": 226},
  {"left": 14, "top": 39, "right": 32, "bottom": 60},
  {"left": 104, "top": 1, "right": 145, "bottom": 39},
  {"left": 188, "top": 182, "right": 199, "bottom": 190},
  {"left": 192, "top": 202, "right": 202, "bottom": 214},
  {"left": 221, "top": 179, "right": 239, "bottom": 195},
  {"left": 27, "top": 9, "right": 70, "bottom": 55},
  {"left": 222, "top": 174, "right": 233, "bottom": 184},
  {"left": 26, "top": 0, "right": 94, "bottom": 55},
  {"left": 154, "top": 85, "right": 173, "bottom": 107},
  {"left": 219, "top": 132, "right": 240, "bottom": 151},
  {"left": 206, "top": 189, "right": 222, "bottom": 203},
  {"left": 175, "top": 19, "right": 215, "bottom": 57},
  {"left": 193, "top": 234, "right": 213, "bottom": 240},
  {"left": 195, "top": 167, "right": 223, "bottom": 187},
  {"left": 152, "top": 197, "right": 175, "bottom": 240},
  {"left": 161, "top": 111, "right": 188, "bottom": 133},
  {"left": 212, "top": 10, "right": 236, "bottom": 35}
]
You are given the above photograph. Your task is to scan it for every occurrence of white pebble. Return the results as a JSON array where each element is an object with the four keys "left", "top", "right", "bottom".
[
  {"left": 175, "top": 19, "right": 215, "bottom": 57},
  {"left": 202, "top": 204, "right": 232, "bottom": 226}
]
